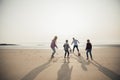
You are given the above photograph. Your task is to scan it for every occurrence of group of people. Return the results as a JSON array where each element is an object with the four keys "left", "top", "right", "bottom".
[{"left": 50, "top": 36, "right": 93, "bottom": 60}]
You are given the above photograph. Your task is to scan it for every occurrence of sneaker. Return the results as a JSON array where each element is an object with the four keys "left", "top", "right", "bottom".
[
  {"left": 78, "top": 53, "right": 81, "bottom": 56},
  {"left": 51, "top": 55, "right": 54, "bottom": 58}
]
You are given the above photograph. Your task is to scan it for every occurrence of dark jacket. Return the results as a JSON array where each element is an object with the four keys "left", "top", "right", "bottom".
[{"left": 86, "top": 43, "right": 92, "bottom": 50}]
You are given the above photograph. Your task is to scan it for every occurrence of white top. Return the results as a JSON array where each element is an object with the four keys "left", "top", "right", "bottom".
[{"left": 72, "top": 39, "right": 79, "bottom": 45}]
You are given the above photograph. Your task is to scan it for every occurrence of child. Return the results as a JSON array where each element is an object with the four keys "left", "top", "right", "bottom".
[
  {"left": 85, "top": 39, "right": 93, "bottom": 60},
  {"left": 63, "top": 40, "right": 71, "bottom": 58},
  {"left": 50, "top": 36, "right": 58, "bottom": 58}
]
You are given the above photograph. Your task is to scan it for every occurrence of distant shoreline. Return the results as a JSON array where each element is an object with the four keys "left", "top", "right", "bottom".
[
  {"left": 0, "top": 44, "right": 120, "bottom": 50},
  {"left": 93, "top": 44, "right": 120, "bottom": 47},
  {"left": 0, "top": 43, "right": 120, "bottom": 47}
]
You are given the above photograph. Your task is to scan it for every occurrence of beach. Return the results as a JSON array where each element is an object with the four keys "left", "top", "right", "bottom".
[{"left": 0, "top": 47, "right": 120, "bottom": 80}]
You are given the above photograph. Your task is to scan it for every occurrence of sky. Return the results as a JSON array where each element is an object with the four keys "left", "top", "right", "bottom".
[{"left": 0, "top": 0, "right": 120, "bottom": 44}]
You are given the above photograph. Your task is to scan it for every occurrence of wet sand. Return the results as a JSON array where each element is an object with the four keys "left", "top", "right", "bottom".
[{"left": 0, "top": 47, "right": 120, "bottom": 80}]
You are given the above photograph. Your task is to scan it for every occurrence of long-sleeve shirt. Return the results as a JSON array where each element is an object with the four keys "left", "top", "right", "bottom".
[
  {"left": 51, "top": 40, "right": 57, "bottom": 48},
  {"left": 71, "top": 39, "right": 79, "bottom": 46},
  {"left": 86, "top": 43, "right": 92, "bottom": 50}
]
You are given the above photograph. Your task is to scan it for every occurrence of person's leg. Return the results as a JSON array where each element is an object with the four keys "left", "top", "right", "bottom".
[
  {"left": 76, "top": 45, "right": 79, "bottom": 52},
  {"left": 67, "top": 51, "right": 70, "bottom": 57},
  {"left": 64, "top": 50, "right": 67, "bottom": 58},
  {"left": 64, "top": 52, "right": 66, "bottom": 58},
  {"left": 86, "top": 50, "right": 89, "bottom": 60},
  {"left": 75, "top": 45, "right": 80, "bottom": 56},
  {"left": 51, "top": 48, "right": 56, "bottom": 58},
  {"left": 73, "top": 45, "right": 75, "bottom": 53},
  {"left": 89, "top": 50, "right": 93, "bottom": 60}
]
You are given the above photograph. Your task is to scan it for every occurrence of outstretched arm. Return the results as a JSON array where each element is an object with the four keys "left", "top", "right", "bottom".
[
  {"left": 77, "top": 40, "right": 80, "bottom": 43},
  {"left": 55, "top": 42, "right": 58, "bottom": 48},
  {"left": 71, "top": 41, "right": 73, "bottom": 45},
  {"left": 69, "top": 45, "right": 72, "bottom": 52},
  {"left": 85, "top": 44, "right": 87, "bottom": 50},
  {"left": 56, "top": 45, "right": 58, "bottom": 48}
]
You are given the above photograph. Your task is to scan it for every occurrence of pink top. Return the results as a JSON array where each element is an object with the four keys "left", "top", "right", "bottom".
[{"left": 51, "top": 40, "right": 57, "bottom": 48}]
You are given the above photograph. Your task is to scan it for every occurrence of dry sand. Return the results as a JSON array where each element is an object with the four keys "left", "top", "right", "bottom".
[{"left": 0, "top": 47, "right": 120, "bottom": 80}]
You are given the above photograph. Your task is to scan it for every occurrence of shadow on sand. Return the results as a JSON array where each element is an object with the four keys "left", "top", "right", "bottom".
[
  {"left": 73, "top": 54, "right": 90, "bottom": 71},
  {"left": 21, "top": 59, "right": 52, "bottom": 80},
  {"left": 91, "top": 60, "right": 120, "bottom": 80},
  {"left": 57, "top": 58, "right": 73, "bottom": 80}
]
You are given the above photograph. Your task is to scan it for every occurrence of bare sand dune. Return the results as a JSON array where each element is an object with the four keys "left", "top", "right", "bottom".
[{"left": 0, "top": 47, "right": 120, "bottom": 80}]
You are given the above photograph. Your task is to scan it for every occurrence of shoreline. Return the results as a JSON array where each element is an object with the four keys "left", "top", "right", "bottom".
[{"left": 0, "top": 44, "right": 120, "bottom": 50}]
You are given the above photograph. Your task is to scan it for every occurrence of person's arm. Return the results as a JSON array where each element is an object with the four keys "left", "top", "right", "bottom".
[
  {"left": 85, "top": 43, "right": 87, "bottom": 50},
  {"left": 55, "top": 44, "right": 58, "bottom": 48},
  {"left": 71, "top": 41, "right": 73, "bottom": 45},
  {"left": 69, "top": 46, "right": 72, "bottom": 52},
  {"left": 55, "top": 41, "right": 58, "bottom": 48},
  {"left": 77, "top": 40, "right": 80, "bottom": 43},
  {"left": 91, "top": 43, "right": 92, "bottom": 50},
  {"left": 68, "top": 44, "right": 71, "bottom": 51},
  {"left": 68, "top": 44, "right": 70, "bottom": 49}
]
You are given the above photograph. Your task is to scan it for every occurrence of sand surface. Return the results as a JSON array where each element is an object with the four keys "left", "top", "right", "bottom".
[{"left": 0, "top": 47, "right": 120, "bottom": 80}]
